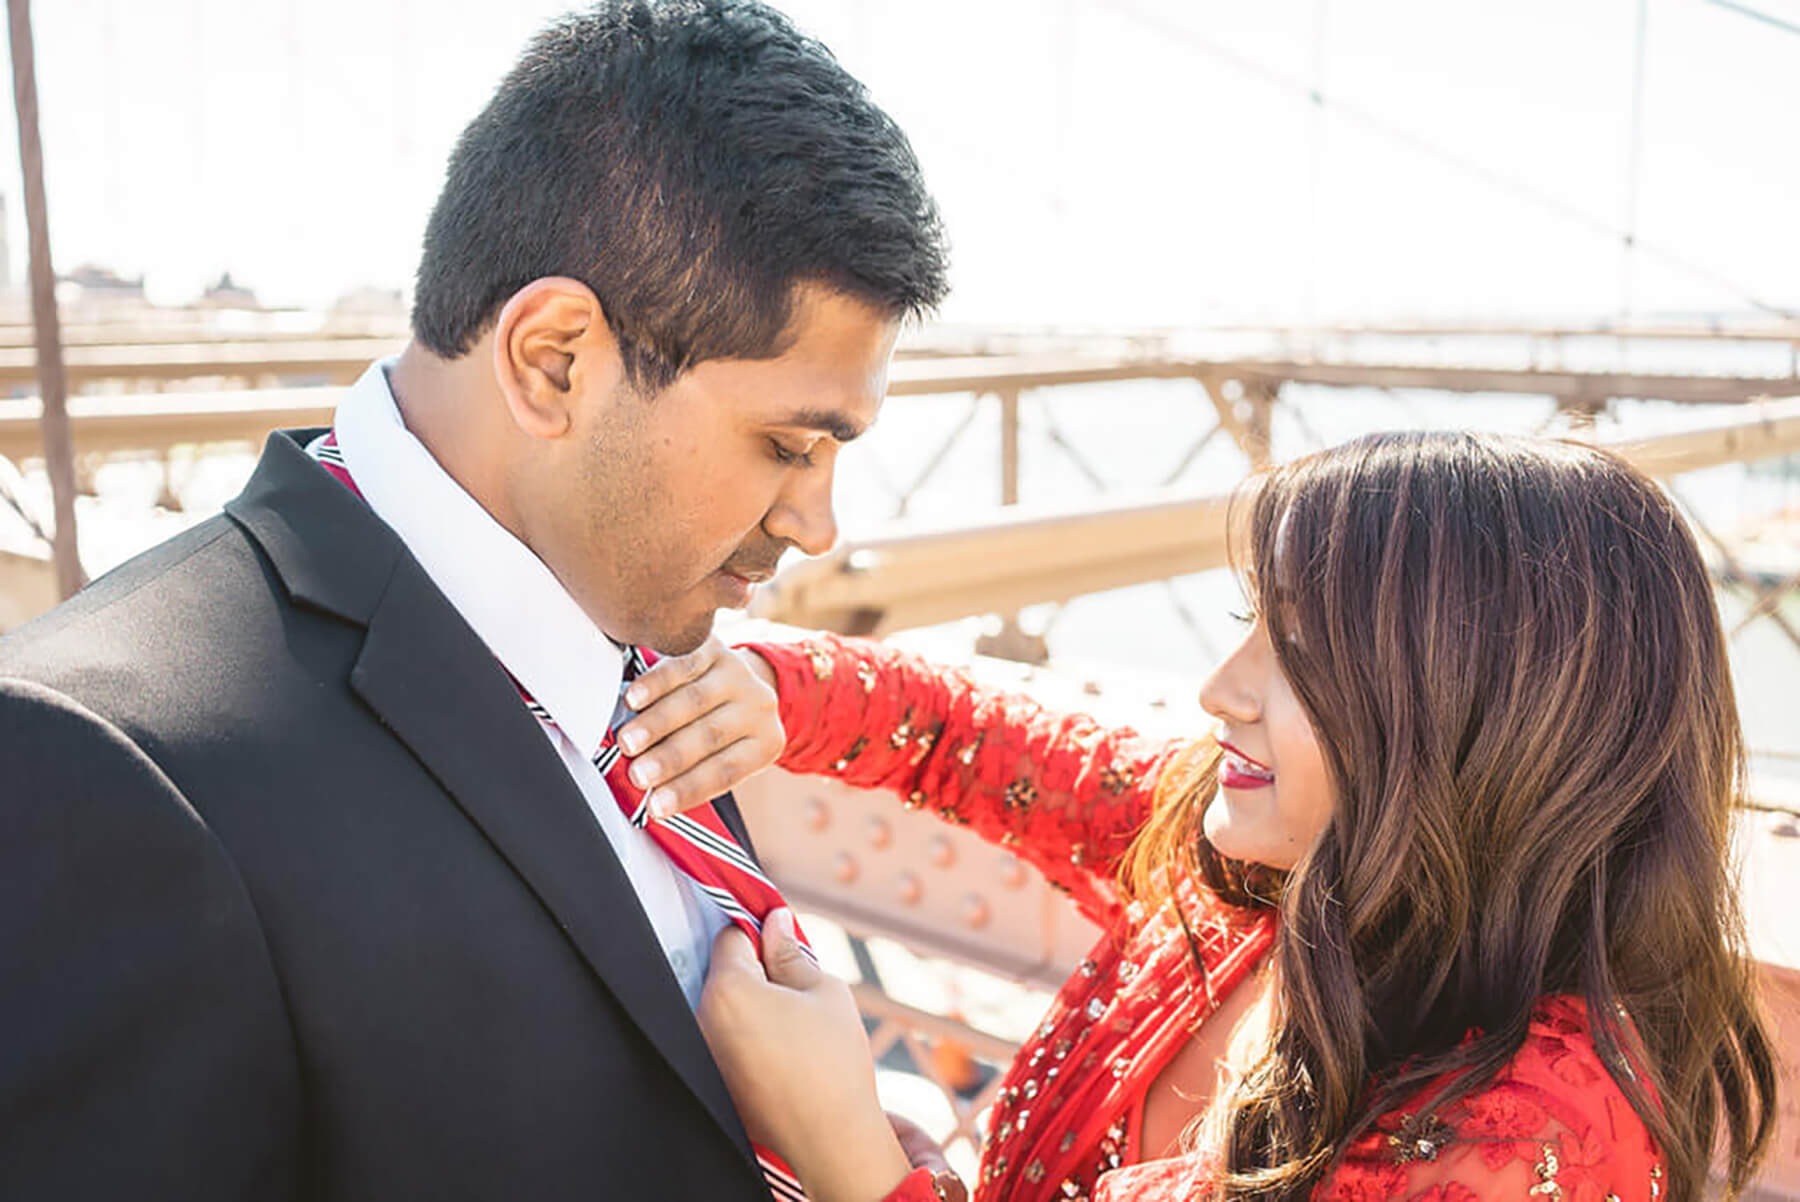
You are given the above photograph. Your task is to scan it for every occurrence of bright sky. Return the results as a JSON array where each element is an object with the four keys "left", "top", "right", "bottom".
[{"left": 4, "top": 0, "right": 1797, "bottom": 325}]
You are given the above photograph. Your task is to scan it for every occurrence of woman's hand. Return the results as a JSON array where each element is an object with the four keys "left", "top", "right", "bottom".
[
  {"left": 698, "top": 909, "right": 913, "bottom": 1202},
  {"left": 615, "top": 639, "right": 784, "bottom": 820}
]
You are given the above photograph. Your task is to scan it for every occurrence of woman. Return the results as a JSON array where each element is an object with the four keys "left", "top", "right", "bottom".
[{"left": 676, "top": 431, "right": 1775, "bottom": 1202}]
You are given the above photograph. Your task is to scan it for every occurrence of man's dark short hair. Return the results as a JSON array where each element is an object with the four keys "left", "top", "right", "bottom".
[{"left": 412, "top": 0, "right": 949, "bottom": 390}]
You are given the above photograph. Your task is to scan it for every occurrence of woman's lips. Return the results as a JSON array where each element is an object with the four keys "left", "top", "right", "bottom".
[{"left": 1218, "top": 741, "right": 1275, "bottom": 790}]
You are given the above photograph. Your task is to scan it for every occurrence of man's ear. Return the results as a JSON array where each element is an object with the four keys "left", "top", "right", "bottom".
[{"left": 490, "top": 276, "right": 625, "bottom": 440}]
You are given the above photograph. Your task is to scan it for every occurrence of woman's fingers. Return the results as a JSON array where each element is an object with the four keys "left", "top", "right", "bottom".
[
  {"left": 615, "top": 643, "right": 784, "bottom": 818},
  {"left": 619, "top": 643, "right": 779, "bottom": 757},
  {"left": 621, "top": 637, "right": 718, "bottom": 713},
  {"left": 620, "top": 666, "right": 732, "bottom": 756},
  {"left": 634, "top": 730, "right": 775, "bottom": 819}
]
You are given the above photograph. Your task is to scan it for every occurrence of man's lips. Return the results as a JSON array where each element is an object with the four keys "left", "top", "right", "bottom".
[
  {"left": 715, "top": 564, "right": 777, "bottom": 605},
  {"left": 720, "top": 554, "right": 781, "bottom": 584},
  {"left": 1218, "top": 739, "right": 1275, "bottom": 789}
]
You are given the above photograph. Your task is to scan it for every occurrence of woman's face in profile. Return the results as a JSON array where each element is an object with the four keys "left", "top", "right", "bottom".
[{"left": 1197, "top": 614, "right": 1333, "bottom": 870}]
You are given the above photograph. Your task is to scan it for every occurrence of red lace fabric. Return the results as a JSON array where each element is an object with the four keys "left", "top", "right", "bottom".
[
  {"left": 1095, "top": 996, "right": 1665, "bottom": 1202},
  {"left": 749, "top": 635, "right": 1664, "bottom": 1202},
  {"left": 750, "top": 634, "right": 1277, "bottom": 1202}
]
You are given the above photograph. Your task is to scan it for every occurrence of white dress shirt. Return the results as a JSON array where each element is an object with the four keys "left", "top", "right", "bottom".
[{"left": 332, "top": 358, "right": 727, "bottom": 1008}]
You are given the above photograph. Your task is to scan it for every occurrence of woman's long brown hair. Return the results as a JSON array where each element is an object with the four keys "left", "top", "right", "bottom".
[{"left": 1122, "top": 431, "right": 1776, "bottom": 1201}]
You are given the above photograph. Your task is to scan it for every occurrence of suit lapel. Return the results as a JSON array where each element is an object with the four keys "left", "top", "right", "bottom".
[
  {"left": 229, "top": 432, "right": 756, "bottom": 1167},
  {"left": 351, "top": 554, "right": 755, "bottom": 1164}
]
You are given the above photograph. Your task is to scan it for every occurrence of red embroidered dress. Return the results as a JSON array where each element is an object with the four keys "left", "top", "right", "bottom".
[{"left": 749, "top": 634, "right": 1666, "bottom": 1202}]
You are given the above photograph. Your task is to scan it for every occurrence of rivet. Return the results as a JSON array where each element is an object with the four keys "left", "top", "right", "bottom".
[
  {"left": 804, "top": 797, "right": 830, "bottom": 832},
  {"left": 897, "top": 872, "right": 923, "bottom": 905},
  {"left": 928, "top": 835, "right": 956, "bottom": 868},
  {"left": 832, "top": 852, "right": 859, "bottom": 884},
  {"left": 1000, "top": 855, "right": 1029, "bottom": 889},
  {"left": 867, "top": 816, "right": 893, "bottom": 849},
  {"left": 962, "top": 894, "right": 991, "bottom": 929}
]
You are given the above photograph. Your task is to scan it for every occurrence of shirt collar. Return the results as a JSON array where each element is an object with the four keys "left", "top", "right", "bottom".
[{"left": 333, "top": 358, "right": 623, "bottom": 755}]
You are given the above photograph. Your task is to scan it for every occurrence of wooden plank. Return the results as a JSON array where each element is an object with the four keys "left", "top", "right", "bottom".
[
  {"left": 0, "top": 337, "right": 401, "bottom": 387},
  {"left": 0, "top": 321, "right": 408, "bottom": 348},
  {"left": 1206, "top": 321, "right": 1800, "bottom": 345},
  {"left": 1601, "top": 400, "right": 1800, "bottom": 477},
  {"left": 751, "top": 397, "right": 1800, "bottom": 635},
  {"left": 890, "top": 354, "right": 1800, "bottom": 407},
  {"left": 0, "top": 388, "right": 335, "bottom": 461},
  {"left": 0, "top": 351, "right": 1793, "bottom": 510},
  {"left": 1236, "top": 359, "right": 1800, "bottom": 405},
  {"left": 0, "top": 346, "right": 1793, "bottom": 411}
]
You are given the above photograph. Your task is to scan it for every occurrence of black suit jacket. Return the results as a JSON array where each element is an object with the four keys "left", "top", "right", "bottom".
[{"left": 0, "top": 430, "right": 771, "bottom": 1201}]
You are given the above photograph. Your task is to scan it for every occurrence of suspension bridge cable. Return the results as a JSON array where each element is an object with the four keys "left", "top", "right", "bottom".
[
  {"left": 1093, "top": 0, "right": 1797, "bottom": 321},
  {"left": 1620, "top": 0, "right": 1650, "bottom": 322},
  {"left": 1706, "top": 0, "right": 1800, "bottom": 38}
]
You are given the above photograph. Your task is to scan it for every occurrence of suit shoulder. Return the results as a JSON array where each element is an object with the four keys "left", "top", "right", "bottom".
[
  {"left": 0, "top": 514, "right": 271, "bottom": 680},
  {"left": 0, "top": 675, "right": 190, "bottom": 808},
  {"left": 0, "top": 674, "right": 257, "bottom": 930}
]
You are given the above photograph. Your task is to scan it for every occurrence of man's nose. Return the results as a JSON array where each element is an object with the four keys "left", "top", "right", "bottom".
[{"left": 766, "top": 469, "right": 839, "bottom": 558}]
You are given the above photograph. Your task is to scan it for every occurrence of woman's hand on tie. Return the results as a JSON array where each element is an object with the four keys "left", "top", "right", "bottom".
[
  {"left": 698, "top": 908, "right": 914, "bottom": 1202},
  {"left": 615, "top": 636, "right": 784, "bottom": 820}
]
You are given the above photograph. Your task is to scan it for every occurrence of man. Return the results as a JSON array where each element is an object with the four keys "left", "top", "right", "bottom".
[{"left": 0, "top": 3, "right": 947, "bottom": 1198}]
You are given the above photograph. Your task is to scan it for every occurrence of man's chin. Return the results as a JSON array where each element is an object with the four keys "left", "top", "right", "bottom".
[
  {"left": 617, "top": 573, "right": 756, "bottom": 655},
  {"left": 645, "top": 609, "right": 718, "bottom": 657}
]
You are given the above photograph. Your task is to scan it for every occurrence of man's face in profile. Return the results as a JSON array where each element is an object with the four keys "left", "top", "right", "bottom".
[
  {"left": 552, "top": 284, "right": 900, "bottom": 653},
  {"left": 406, "top": 3, "right": 944, "bottom": 658}
]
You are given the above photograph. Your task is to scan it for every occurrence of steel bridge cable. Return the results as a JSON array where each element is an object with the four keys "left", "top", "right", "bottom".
[
  {"left": 1090, "top": 0, "right": 1798, "bottom": 321},
  {"left": 1705, "top": 0, "right": 1800, "bottom": 38},
  {"left": 1620, "top": 0, "right": 1650, "bottom": 323}
]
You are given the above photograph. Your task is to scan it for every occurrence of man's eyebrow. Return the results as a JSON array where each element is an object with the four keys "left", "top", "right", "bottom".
[{"left": 774, "top": 409, "right": 867, "bottom": 442}]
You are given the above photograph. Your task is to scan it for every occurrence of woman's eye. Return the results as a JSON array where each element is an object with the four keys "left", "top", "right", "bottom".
[{"left": 1228, "top": 609, "right": 1255, "bottom": 626}]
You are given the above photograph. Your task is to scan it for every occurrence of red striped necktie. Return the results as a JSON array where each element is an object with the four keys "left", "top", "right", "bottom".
[{"left": 307, "top": 431, "right": 812, "bottom": 1201}]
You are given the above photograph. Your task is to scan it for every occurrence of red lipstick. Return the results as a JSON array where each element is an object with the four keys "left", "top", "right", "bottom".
[{"left": 1218, "top": 740, "right": 1275, "bottom": 790}]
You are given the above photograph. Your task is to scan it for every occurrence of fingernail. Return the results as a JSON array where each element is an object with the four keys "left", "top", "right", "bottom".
[
  {"left": 630, "top": 760, "right": 657, "bottom": 788},
  {"left": 769, "top": 907, "right": 794, "bottom": 937},
  {"left": 625, "top": 685, "right": 645, "bottom": 709},
  {"left": 621, "top": 728, "right": 645, "bottom": 754},
  {"left": 645, "top": 788, "right": 670, "bottom": 819}
]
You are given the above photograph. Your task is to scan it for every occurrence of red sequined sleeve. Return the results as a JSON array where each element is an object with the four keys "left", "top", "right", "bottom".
[{"left": 742, "top": 633, "right": 1187, "bottom": 927}]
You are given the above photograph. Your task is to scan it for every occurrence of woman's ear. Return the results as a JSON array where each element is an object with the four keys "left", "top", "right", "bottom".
[{"left": 490, "top": 276, "right": 625, "bottom": 440}]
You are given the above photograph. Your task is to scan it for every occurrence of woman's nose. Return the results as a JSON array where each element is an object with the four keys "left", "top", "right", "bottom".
[{"left": 1198, "top": 638, "right": 1262, "bottom": 725}]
